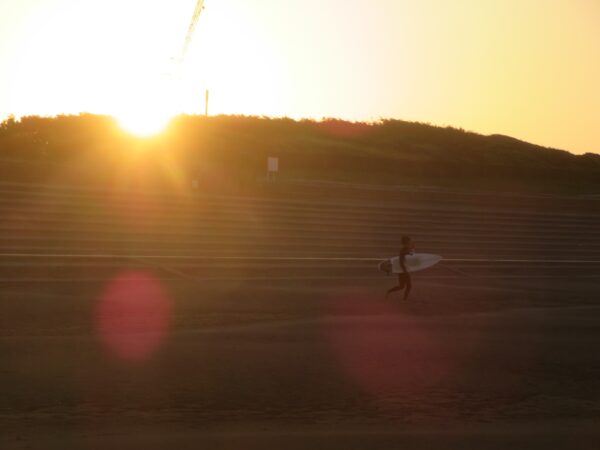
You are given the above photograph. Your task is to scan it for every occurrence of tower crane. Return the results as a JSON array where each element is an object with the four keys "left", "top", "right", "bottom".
[
  {"left": 177, "top": 0, "right": 208, "bottom": 115},
  {"left": 179, "top": 0, "right": 206, "bottom": 65}
]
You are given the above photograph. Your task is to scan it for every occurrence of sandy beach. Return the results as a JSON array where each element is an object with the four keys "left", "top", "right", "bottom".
[{"left": 1, "top": 273, "right": 600, "bottom": 449}]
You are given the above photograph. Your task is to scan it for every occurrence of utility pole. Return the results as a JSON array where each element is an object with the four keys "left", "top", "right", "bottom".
[{"left": 205, "top": 89, "right": 209, "bottom": 117}]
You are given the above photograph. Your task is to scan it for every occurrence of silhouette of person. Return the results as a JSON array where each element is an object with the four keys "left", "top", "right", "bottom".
[{"left": 386, "top": 236, "right": 414, "bottom": 300}]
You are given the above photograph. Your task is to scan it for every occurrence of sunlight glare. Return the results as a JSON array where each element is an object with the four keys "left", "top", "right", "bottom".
[
  {"left": 116, "top": 110, "right": 173, "bottom": 137},
  {"left": 114, "top": 75, "right": 182, "bottom": 137}
]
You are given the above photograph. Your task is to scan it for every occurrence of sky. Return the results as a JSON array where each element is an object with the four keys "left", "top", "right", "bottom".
[{"left": 0, "top": 0, "right": 599, "bottom": 153}]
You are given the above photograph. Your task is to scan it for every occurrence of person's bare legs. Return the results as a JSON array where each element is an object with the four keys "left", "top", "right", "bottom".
[
  {"left": 386, "top": 275, "right": 407, "bottom": 299},
  {"left": 403, "top": 274, "right": 412, "bottom": 300},
  {"left": 386, "top": 285, "right": 403, "bottom": 299}
]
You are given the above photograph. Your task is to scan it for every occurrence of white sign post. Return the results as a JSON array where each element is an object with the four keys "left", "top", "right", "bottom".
[{"left": 267, "top": 157, "right": 279, "bottom": 182}]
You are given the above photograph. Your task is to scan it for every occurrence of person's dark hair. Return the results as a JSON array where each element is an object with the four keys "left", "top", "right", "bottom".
[{"left": 401, "top": 235, "right": 411, "bottom": 245}]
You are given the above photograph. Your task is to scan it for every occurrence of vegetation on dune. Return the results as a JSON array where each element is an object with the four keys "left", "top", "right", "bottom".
[{"left": 0, "top": 114, "right": 599, "bottom": 194}]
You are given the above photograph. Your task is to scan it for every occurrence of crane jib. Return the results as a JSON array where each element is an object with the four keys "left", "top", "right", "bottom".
[{"left": 180, "top": 0, "right": 206, "bottom": 63}]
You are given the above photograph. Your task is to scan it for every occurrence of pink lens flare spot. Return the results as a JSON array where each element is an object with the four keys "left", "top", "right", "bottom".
[
  {"left": 95, "top": 271, "right": 172, "bottom": 362},
  {"left": 326, "top": 290, "right": 465, "bottom": 409}
]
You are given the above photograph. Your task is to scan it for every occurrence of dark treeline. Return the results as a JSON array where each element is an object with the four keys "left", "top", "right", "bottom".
[{"left": 1, "top": 114, "right": 599, "bottom": 194}]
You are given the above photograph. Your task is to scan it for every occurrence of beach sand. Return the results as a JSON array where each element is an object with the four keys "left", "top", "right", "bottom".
[{"left": 1, "top": 275, "right": 600, "bottom": 449}]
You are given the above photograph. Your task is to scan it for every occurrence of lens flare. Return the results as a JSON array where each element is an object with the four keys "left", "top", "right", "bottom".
[
  {"left": 326, "top": 290, "right": 468, "bottom": 412},
  {"left": 95, "top": 271, "right": 172, "bottom": 362}
]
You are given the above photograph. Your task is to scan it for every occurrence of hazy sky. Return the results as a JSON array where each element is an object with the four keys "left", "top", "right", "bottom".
[{"left": 1, "top": 0, "right": 599, "bottom": 152}]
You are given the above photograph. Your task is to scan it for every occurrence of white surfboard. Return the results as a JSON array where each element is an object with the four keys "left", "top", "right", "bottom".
[{"left": 378, "top": 253, "right": 442, "bottom": 274}]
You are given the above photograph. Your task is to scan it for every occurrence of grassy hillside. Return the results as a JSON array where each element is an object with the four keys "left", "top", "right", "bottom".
[{"left": 1, "top": 114, "right": 599, "bottom": 194}]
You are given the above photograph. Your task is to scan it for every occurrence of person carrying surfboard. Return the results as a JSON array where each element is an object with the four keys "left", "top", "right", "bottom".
[{"left": 386, "top": 235, "right": 414, "bottom": 300}]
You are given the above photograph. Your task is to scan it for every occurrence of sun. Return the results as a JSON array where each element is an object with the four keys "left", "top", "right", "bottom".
[
  {"left": 116, "top": 110, "right": 174, "bottom": 137},
  {"left": 114, "top": 75, "right": 186, "bottom": 137}
]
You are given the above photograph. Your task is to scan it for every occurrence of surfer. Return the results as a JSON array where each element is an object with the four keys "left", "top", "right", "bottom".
[{"left": 386, "top": 235, "right": 414, "bottom": 300}]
